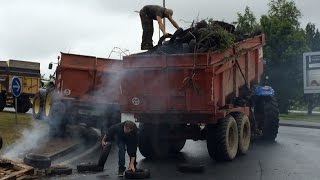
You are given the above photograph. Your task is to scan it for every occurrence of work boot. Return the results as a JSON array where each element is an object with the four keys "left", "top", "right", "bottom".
[
  {"left": 141, "top": 43, "right": 153, "bottom": 50},
  {"left": 118, "top": 166, "right": 126, "bottom": 177}
]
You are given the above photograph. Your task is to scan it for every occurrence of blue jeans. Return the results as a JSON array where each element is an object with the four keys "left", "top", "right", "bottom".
[{"left": 116, "top": 136, "right": 126, "bottom": 168}]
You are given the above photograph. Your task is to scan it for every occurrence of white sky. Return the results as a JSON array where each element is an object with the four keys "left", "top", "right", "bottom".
[{"left": 0, "top": 0, "right": 318, "bottom": 76}]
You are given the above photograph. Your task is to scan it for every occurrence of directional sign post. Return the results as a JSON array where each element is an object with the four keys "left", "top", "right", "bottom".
[{"left": 11, "top": 76, "right": 22, "bottom": 125}]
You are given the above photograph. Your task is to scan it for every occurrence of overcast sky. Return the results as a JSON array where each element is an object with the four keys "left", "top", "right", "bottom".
[{"left": 0, "top": 0, "right": 318, "bottom": 76}]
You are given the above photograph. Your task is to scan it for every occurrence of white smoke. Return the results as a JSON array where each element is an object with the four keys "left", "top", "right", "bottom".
[{"left": 1, "top": 121, "right": 48, "bottom": 161}]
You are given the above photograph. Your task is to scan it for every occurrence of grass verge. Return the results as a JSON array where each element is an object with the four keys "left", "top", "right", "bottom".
[
  {"left": 0, "top": 111, "right": 33, "bottom": 147},
  {"left": 280, "top": 112, "right": 320, "bottom": 123}
]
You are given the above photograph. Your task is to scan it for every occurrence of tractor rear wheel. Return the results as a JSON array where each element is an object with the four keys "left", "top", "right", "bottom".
[{"left": 262, "top": 97, "right": 279, "bottom": 141}]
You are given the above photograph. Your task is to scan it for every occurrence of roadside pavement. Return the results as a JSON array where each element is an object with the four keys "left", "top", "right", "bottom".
[{"left": 280, "top": 119, "right": 320, "bottom": 129}]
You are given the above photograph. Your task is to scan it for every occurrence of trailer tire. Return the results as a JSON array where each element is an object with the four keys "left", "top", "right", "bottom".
[
  {"left": 138, "top": 123, "right": 154, "bottom": 159},
  {"left": 0, "top": 94, "right": 5, "bottom": 112},
  {"left": 15, "top": 97, "right": 31, "bottom": 113},
  {"left": 32, "top": 93, "right": 44, "bottom": 120},
  {"left": 231, "top": 112, "right": 251, "bottom": 155},
  {"left": 262, "top": 97, "right": 279, "bottom": 141},
  {"left": 207, "top": 115, "right": 238, "bottom": 161},
  {"left": 169, "top": 139, "right": 186, "bottom": 153},
  {"left": 49, "top": 166, "right": 73, "bottom": 175},
  {"left": 177, "top": 163, "right": 205, "bottom": 173},
  {"left": 23, "top": 154, "right": 51, "bottom": 169},
  {"left": 124, "top": 169, "right": 151, "bottom": 179},
  {"left": 77, "top": 163, "right": 104, "bottom": 172}
]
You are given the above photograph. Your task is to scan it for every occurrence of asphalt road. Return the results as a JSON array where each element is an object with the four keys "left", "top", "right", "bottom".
[{"left": 46, "top": 126, "right": 320, "bottom": 180}]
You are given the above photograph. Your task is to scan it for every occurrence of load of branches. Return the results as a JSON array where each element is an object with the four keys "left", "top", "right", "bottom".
[{"left": 141, "top": 19, "right": 261, "bottom": 55}]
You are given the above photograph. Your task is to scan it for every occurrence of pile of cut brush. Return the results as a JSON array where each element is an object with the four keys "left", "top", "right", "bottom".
[{"left": 140, "top": 19, "right": 260, "bottom": 55}]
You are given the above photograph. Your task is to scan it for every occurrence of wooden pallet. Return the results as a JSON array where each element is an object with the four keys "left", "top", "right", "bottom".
[{"left": 0, "top": 158, "right": 34, "bottom": 180}]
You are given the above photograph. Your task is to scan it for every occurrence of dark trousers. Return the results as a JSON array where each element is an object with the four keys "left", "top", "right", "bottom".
[
  {"left": 140, "top": 10, "right": 154, "bottom": 46},
  {"left": 98, "top": 136, "right": 126, "bottom": 168}
]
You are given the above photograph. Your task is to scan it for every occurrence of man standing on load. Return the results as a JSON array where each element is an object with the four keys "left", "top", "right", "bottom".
[{"left": 139, "top": 5, "right": 180, "bottom": 50}]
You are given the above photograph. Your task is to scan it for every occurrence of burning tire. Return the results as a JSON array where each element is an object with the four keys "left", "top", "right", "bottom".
[
  {"left": 207, "top": 115, "right": 239, "bottom": 161},
  {"left": 124, "top": 169, "right": 151, "bottom": 179},
  {"left": 23, "top": 154, "right": 51, "bottom": 169},
  {"left": 231, "top": 112, "right": 251, "bottom": 155},
  {"left": 32, "top": 93, "right": 44, "bottom": 120}
]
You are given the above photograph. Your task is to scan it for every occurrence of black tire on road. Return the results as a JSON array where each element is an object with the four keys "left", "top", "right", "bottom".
[
  {"left": 77, "top": 163, "right": 104, "bottom": 172},
  {"left": 177, "top": 163, "right": 205, "bottom": 173},
  {"left": 262, "top": 97, "right": 279, "bottom": 141},
  {"left": 49, "top": 166, "right": 73, "bottom": 175},
  {"left": 125, "top": 169, "right": 151, "bottom": 179},
  {"left": 207, "top": 115, "right": 239, "bottom": 161},
  {"left": 0, "top": 94, "right": 5, "bottom": 112},
  {"left": 231, "top": 112, "right": 251, "bottom": 155},
  {"left": 23, "top": 154, "right": 51, "bottom": 169},
  {"left": 32, "top": 93, "right": 44, "bottom": 120}
]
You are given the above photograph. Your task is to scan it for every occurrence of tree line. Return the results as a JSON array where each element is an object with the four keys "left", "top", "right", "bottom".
[{"left": 236, "top": 0, "right": 320, "bottom": 114}]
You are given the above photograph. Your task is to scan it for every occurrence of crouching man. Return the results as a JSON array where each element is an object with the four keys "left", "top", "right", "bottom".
[{"left": 99, "top": 120, "right": 138, "bottom": 176}]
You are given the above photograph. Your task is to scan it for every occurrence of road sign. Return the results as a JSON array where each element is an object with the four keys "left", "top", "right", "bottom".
[{"left": 11, "top": 76, "right": 22, "bottom": 97}]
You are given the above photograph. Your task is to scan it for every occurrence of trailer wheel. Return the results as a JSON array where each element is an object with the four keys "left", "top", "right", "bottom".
[
  {"left": 262, "top": 97, "right": 279, "bottom": 141},
  {"left": 231, "top": 112, "right": 251, "bottom": 155},
  {"left": 0, "top": 94, "right": 5, "bottom": 112},
  {"left": 44, "top": 90, "right": 53, "bottom": 119},
  {"left": 169, "top": 139, "right": 186, "bottom": 153},
  {"left": 138, "top": 123, "right": 154, "bottom": 159},
  {"left": 207, "top": 115, "right": 238, "bottom": 161},
  {"left": 32, "top": 93, "right": 44, "bottom": 120},
  {"left": 14, "top": 97, "right": 31, "bottom": 113}
]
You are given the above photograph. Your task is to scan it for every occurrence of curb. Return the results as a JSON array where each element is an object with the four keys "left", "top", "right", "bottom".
[{"left": 280, "top": 123, "right": 320, "bottom": 129}]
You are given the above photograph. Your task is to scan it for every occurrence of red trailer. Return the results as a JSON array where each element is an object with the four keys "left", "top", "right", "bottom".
[
  {"left": 120, "top": 34, "right": 279, "bottom": 160},
  {"left": 33, "top": 52, "right": 122, "bottom": 136}
]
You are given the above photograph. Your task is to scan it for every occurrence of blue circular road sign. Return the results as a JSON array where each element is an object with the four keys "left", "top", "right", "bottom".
[{"left": 11, "top": 76, "right": 22, "bottom": 97}]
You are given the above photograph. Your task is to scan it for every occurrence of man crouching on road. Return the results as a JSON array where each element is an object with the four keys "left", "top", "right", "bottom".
[{"left": 99, "top": 120, "right": 138, "bottom": 176}]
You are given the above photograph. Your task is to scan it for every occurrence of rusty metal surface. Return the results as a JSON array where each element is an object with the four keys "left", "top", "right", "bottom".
[{"left": 121, "top": 35, "right": 265, "bottom": 122}]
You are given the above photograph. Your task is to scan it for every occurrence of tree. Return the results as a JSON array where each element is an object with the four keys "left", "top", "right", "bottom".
[
  {"left": 236, "top": 6, "right": 261, "bottom": 36},
  {"left": 260, "top": 0, "right": 309, "bottom": 113},
  {"left": 304, "top": 23, "right": 320, "bottom": 114}
]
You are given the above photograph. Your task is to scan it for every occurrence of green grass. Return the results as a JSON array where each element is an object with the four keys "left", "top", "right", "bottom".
[
  {"left": 280, "top": 112, "right": 320, "bottom": 123},
  {"left": 0, "top": 111, "right": 33, "bottom": 147}
]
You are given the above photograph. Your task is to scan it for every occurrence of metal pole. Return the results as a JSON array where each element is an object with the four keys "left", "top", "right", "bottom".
[
  {"left": 15, "top": 97, "right": 17, "bottom": 125},
  {"left": 163, "top": 0, "right": 166, "bottom": 31}
]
